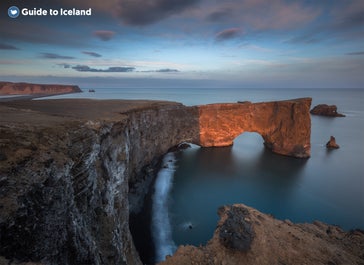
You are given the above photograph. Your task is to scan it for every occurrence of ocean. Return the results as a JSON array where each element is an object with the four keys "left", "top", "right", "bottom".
[{"left": 39, "top": 87, "right": 364, "bottom": 262}]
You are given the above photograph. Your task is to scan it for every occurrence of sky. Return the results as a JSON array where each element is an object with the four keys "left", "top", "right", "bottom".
[{"left": 0, "top": 0, "right": 363, "bottom": 88}]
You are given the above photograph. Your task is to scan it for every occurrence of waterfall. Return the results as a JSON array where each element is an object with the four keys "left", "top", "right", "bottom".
[{"left": 151, "top": 152, "right": 177, "bottom": 262}]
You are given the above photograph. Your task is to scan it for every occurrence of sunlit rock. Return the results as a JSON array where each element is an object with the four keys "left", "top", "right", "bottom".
[{"left": 326, "top": 136, "right": 340, "bottom": 149}]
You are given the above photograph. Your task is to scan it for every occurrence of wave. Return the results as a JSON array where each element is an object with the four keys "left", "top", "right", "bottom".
[{"left": 151, "top": 152, "right": 177, "bottom": 263}]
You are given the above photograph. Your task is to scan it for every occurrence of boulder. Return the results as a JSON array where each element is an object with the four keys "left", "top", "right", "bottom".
[{"left": 218, "top": 206, "right": 254, "bottom": 251}]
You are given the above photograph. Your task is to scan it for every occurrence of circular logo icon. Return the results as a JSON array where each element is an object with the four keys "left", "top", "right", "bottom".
[{"left": 8, "top": 6, "right": 20, "bottom": 18}]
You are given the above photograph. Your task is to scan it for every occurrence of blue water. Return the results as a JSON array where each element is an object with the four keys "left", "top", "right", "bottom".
[{"left": 41, "top": 87, "right": 364, "bottom": 258}]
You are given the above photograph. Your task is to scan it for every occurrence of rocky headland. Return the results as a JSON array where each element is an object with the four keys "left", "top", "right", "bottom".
[
  {"left": 310, "top": 104, "right": 345, "bottom": 117},
  {"left": 160, "top": 204, "right": 364, "bottom": 265},
  {"left": 0, "top": 96, "right": 362, "bottom": 264},
  {"left": 0, "top": 81, "right": 81, "bottom": 96},
  {"left": 0, "top": 99, "right": 197, "bottom": 265}
]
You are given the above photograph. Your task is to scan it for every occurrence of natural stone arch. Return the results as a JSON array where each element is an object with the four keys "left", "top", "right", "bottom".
[
  {"left": 195, "top": 98, "right": 312, "bottom": 158},
  {"left": 232, "top": 131, "right": 265, "bottom": 152}
]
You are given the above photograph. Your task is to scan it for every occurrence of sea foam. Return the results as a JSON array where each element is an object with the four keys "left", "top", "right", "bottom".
[{"left": 151, "top": 152, "right": 177, "bottom": 262}]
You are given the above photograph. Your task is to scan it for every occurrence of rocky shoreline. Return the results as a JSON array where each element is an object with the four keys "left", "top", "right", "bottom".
[
  {"left": 160, "top": 204, "right": 364, "bottom": 265},
  {"left": 0, "top": 98, "right": 362, "bottom": 264}
]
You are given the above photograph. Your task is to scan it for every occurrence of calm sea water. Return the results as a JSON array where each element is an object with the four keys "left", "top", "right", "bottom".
[{"left": 41, "top": 87, "right": 364, "bottom": 261}]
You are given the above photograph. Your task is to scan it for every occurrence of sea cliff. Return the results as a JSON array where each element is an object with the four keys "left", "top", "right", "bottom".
[
  {"left": 0, "top": 97, "right": 362, "bottom": 264},
  {"left": 0, "top": 99, "right": 197, "bottom": 265},
  {"left": 0, "top": 81, "right": 81, "bottom": 95}
]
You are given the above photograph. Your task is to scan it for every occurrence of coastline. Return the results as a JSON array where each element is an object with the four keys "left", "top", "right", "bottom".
[
  {"left": 0, "top": 97, "right": 363, "bottom": 264},
  {"left": 0, "top": 92, "right": 78, "bottom": 102}
]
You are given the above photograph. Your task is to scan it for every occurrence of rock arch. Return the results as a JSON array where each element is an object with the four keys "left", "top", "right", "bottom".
[{"left": 195, "top": 98, "right": 312, "bottom": 158}]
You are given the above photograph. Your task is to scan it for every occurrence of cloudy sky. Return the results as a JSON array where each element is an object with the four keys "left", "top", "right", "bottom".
[{"left": 0, "top": 0, "right": 363, "bottom": 88}]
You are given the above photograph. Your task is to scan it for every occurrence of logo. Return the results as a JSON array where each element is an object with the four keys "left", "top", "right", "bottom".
[{"left": 8, "top": 6, "right": 20, "bottom": 18}]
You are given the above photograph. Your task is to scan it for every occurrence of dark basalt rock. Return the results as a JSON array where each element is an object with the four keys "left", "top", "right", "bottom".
[
  {"left": 167, "top": 143, "right": 191, "bottom": 153},
  {"left": 310, "top": 104, "right": 345, "bottom": 117},
  {"left": 219, "top": 206, "right": 254, "bottom": 251},
  {"left": 0, "top": 152, "right": 7, "bottom": 161},
  {"left": 177, "top": 142, "right": 191, "bottom": 150}
]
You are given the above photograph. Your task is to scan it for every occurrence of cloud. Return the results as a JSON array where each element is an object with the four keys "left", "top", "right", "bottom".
[
  {"left": 330, "top": 0, "right": 364, "bottom": 30},
  {"left": 215, "top": 28, "right": 242, "bottom": 41},
  {"left": 58, "top": 63, "right": 72, "bottom": 69},
  {"left": 156, "top": 68, "right": 179, "bottom": 72},
  {"left": 82, "top": 51, "right": 102, "bottom": 57},
  {"left": 201, "top": 0, "right": 321, "bottom": 31},
  {"left": 93, "top": 30, "right": 115, "bottom": 41},
  {"left": 0, "top": 43, "right": 19, "bottom": 50},
  {"left": 285, "top": 34, "right": 321, "bottom": 44},
  {"left": 116, "top": 0, "right": 201, "bottom": 26},
  {"left": 142, "top": 68, "right": 180, "bottom": 73},
  {"left": 72, "top": 65, "right": 135, "bottom": 72},
  {"left": 346, "top": 51, "right": 364, "bottom": 55},
  {"left": 206, "top": 8, "right": 232, "bottom": 22},
  {"left": 0, "top": 19, "right": 86, "bottom": 47},
  {"left": 140, "top": 68, "right": 180, "bottom": 73},
  {"left": 40, "top": 53, "right": 75, "bottom": 59},
  {"left": 285, "top": 1, "right": 364, "bottom": 45}
]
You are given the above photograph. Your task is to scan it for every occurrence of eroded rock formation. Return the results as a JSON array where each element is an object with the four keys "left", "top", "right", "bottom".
[
  {"left": 0, "top": 81, "right": 81, "bottom": 95},
  {"left": 159, "top": 204, "right": 364, "bottom": 265},
  {"left": 326, "top": 136, "right": 340, "bottom": 149},
  {"left": 0, "top": 97, "right": 312, "bottom": 264},
  {"left": 310, "top": 104, "right": 345, "bottom": 117},
  {"left": 197, "top": 98, "right": 312, "bottom": 158}
]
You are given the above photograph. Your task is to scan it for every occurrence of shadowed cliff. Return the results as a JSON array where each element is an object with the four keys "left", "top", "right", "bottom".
[{"left": 0, "top": 99, "right": 198, "bottom": 265}]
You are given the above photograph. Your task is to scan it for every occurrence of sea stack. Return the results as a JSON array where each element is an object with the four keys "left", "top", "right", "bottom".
[
  {"left": 310, "top": 104, "right": 345, "bottom": 117},
  {"left": 326, "top": 136, "right": 340, "bottom": 149}
]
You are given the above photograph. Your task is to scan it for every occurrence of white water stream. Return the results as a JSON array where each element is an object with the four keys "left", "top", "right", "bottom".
[{"left": 151, "top": 152, "right": 177, "bottom": 262}]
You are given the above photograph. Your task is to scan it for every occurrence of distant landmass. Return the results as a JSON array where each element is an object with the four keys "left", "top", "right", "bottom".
[{"left": 0, "top": 81, "right": 81, "bottom": 95}]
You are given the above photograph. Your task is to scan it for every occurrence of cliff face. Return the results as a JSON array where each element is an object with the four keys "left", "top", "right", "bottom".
[
  {"left": 0, "top": 81, "right": 81, "bottom": 95},
  {"left": 160, "top": 204, "right": 364, "bottom": 265},
  {"left": 0, "top": 97, "right": 313, "bottom": 264},
  {"left": 0, "top": 100, "right": 198, "bottom": 265},
  {"left": 0, "top": 117, "right": 140, "bottom": 265},
  {"left": 197, "top": 98, "right": 312, "bottom": 158}
]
